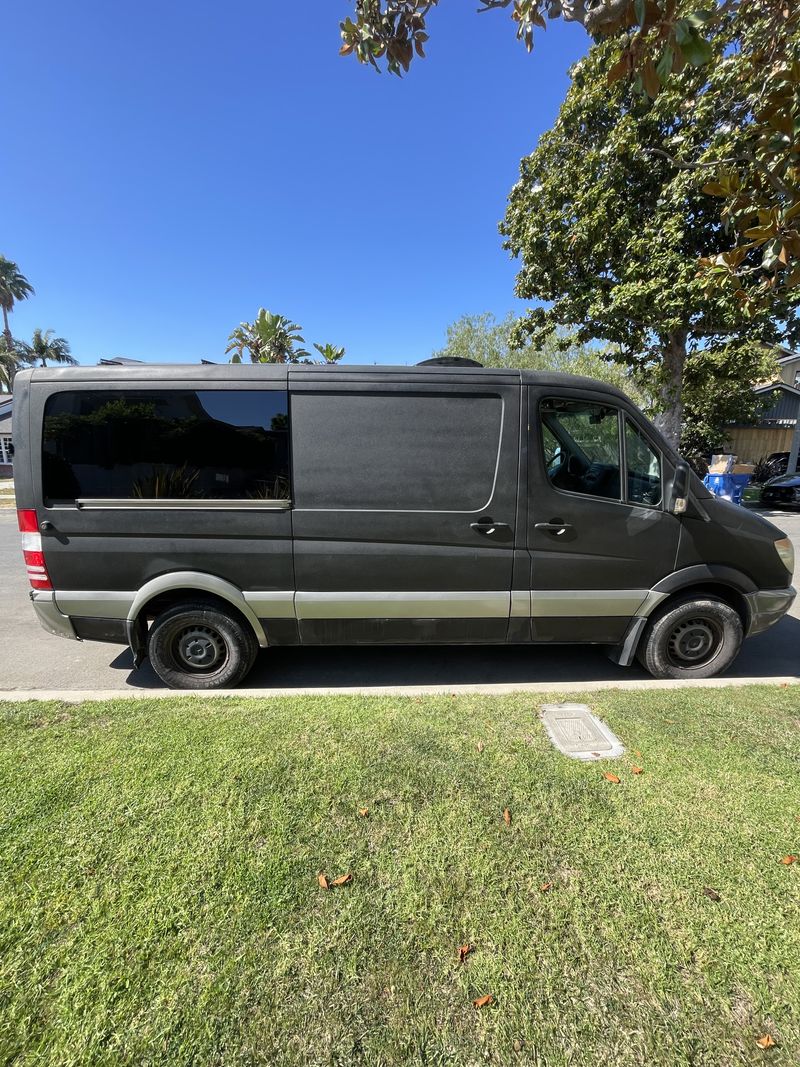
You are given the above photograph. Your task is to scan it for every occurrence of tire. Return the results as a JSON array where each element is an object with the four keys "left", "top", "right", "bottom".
[
  {"left": 147, "top": 601, "right": 258, "bottom": 690},
  {"left": 636, "top": 595, "right": 743, "bottom": 680}
]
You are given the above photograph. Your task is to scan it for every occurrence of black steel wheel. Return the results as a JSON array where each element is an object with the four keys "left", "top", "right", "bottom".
[
  {"left": 636, "top": 595, "right": 743, "bottom": 680},
  {"left": 147, "top": 602, "right": 258, "bottom": 690}
]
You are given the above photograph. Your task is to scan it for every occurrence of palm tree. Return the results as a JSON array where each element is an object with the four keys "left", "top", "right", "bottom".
[
  {"left": 25, "top": 328, "right": 77, "bottom": 368},
  {"left": 0, "top": 257, "right": 34, "bottom": 347},
  {"left": 226, "top": 309, "right": 310, "bottom": 364},
  {"left": 313, "top": 342, "right": 345, "bottom": 364},
  {"left": 0, "top": 338, "right": 22, "bottom": 392}
]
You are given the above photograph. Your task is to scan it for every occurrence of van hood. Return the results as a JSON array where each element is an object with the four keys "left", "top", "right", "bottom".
[{"left": 701, "top": 492, "right": 787, "bottom": 541}]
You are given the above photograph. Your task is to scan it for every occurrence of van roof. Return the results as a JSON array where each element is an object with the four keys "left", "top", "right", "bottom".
[{"left": 25, "top": 362, "right": 631, "bottom": 401}]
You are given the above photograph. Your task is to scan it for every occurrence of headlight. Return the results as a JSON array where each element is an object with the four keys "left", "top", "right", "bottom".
[{"left": 775, "top": 537, "right": 795, "bottom": 574}]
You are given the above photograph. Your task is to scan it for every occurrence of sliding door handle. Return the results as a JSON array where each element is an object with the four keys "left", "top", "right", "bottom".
[
  {"left": 534, "top": 521, "right": 573, "bottom": 535},
  {"left": 471, "top": 518, "right": 511, "bottom": 538}
]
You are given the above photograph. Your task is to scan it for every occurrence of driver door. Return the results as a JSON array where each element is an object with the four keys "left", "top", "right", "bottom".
[{"left": 529, "top": 387, "right": 681, "bottom": 644}]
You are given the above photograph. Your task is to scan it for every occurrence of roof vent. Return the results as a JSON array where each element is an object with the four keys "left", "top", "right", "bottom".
[{"left": 416, "top": 356, "right": 483, "bottom": 368}]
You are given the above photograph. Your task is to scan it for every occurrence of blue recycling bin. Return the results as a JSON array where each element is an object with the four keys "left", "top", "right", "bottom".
[{"left": 703, "top": 472, "right": 752, "bottom": 506}]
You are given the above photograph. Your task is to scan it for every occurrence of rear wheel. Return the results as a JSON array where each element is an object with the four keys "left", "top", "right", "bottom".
[
  {"left": 636, "top": 595, "right": 743, "bottom": 680},
  {"left": 147, "top": 602, "right": 258, "bottom": 690}
]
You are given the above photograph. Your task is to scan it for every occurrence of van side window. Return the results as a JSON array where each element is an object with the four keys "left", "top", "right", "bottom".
[
  {"left": 291, "top": 391, "right": 503, "bottom": 511},
  {"left": 540, "top": 398, "right": 621, "bottom": 501},
  {"left": 625, "top": 418, "right": 662, "bottom": 506},
  {"left": 42, "top": 390, "right": 290, "bottom": 503}
]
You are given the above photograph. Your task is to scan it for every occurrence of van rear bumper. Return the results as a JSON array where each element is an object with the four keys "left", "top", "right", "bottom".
[
  {"left": 744, "top": 587, "right": 796, "bottom": 636},
  {"left": 31, "top": 591, "right": 79, "bottom": 641}
]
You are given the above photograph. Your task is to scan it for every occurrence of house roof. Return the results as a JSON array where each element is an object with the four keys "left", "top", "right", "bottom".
[
  {"left": 754, "top": 381, "right": 800, "bottom": 398},
  {"left": 776, "top": 348, "right": 800, "bottom": 366},
  {"left": 0, "top": 396, "right": 12, "bottom": 435}
]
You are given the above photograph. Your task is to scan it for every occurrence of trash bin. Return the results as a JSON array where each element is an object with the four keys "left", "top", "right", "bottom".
[{"left": 703, "top": 472, "right": 751, "bottom": 505}]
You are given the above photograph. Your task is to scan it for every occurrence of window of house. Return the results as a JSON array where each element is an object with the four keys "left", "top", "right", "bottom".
[
  {"left": 42, "top": 390, "right": 290, "bottom": 503},
  {"left": 0, "top": 436, "right": 12, "bottom": 464},
  {"left": 291, "top": 391, "right": 503, "bottom": 511}
]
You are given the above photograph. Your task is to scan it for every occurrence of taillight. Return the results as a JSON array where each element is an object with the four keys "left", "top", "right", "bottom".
[{"left": 17, "top": 509, "right": 53, "bottom": 590}]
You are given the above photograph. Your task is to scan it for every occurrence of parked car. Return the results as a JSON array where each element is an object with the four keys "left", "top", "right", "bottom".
[
  {"left": 760, "top": 471, "right": 800, "bottom": 508},
  {"left": 763, "top": 451, "right": 793, "bottom": 479},
  {"left": 12, "top": 363, "right": 796, "bottom": 688}
]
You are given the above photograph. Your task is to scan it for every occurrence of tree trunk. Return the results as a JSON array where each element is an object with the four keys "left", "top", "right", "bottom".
[
  {"left": 653, "top": 331, "right": 687, "bottom": 451},
  {"left": 2, "top": 304, "right": 11, "bottom": 348}
]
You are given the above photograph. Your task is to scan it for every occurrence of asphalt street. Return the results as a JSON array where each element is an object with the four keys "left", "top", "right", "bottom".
[{"left": 1, "top": 508, "right": 798, "bottom": 692}]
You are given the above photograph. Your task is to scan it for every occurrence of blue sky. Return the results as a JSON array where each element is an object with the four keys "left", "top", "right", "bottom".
[{"left": 4, "top": 2, "right": 587, "bottom": 366}]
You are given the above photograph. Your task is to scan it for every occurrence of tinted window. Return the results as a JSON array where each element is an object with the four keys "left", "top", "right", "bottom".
[
  {"left": 291, "top": 391, "right": 503, "bottom": 510},
  {"left": 42, "top": 390, "right": 289, "bottom": 502},
  {"left": 625, "top": 419, "right": 662, "bottom": 506},
  {"left": 541, "top": 398, "right": 621, "bottom": 501}
]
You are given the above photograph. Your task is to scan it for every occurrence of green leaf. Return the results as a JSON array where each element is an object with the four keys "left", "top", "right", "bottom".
[
  {"left": 674, "top": 19, "right": 692, "bottom": 46},
  {"left": 686, "top": 9, "right": 714, "bottom": 28},
  {"left": 656, "top": 45, "right": 674, "bottom": 84},
  {"left": 680, "top": 28, "right": 713, "bottom": 67}
]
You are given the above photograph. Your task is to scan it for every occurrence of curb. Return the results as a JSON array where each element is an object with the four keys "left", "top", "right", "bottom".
[{"left": 0, "top": 676, "right": 798, "bottom": 703}]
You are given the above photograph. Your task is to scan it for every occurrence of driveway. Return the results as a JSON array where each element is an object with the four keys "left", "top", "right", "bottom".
[{"left": 1, "top": 509, "right": 798, "bottom": 692}]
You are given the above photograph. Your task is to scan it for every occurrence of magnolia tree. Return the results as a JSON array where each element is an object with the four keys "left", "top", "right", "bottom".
[
  {"left": 499, "top": 29, "right": 797, "bottom": 448},
  {"left": 339, "top": 1, "right": 800, "bottom": 313}
]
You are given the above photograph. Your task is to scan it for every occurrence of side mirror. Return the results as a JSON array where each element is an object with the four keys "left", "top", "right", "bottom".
[{"left": 670, "top": 459, "right": 691, "bottom": 514}]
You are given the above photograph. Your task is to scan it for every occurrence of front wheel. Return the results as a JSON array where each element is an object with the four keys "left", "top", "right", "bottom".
[
  {"left": 147, "top": 602, "right": 258, "bottom": 690},
  {"left": 636, "top": 595, "right": 743, "bottom": 680}
]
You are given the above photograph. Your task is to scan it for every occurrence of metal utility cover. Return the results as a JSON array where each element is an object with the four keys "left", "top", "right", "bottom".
[{"left": 539, "top": 703, "right": 625, "bottom": 761}]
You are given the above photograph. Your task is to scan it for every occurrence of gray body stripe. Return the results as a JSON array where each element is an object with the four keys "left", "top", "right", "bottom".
[
  {"left": 529, "top": 590, "right": 650, "bottom": 618},
  {"left": 294, "top": 591, "right": 511, "bottom": 620},
  {"left": 52, "top": 588, "right": 669, "bottom": 625},
  {"left": 242, "top": 591, "right": 296, "bottom": 618},
  {"left": 54, "top": 591, "right": 134, "bottom": 619},
  {"left": 511, "top": 591, "right": 531, "bottom": 618}
]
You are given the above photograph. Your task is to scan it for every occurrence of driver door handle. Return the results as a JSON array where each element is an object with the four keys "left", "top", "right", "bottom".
[{"left": 535, "top": 521, "right": 573, "bottom": 535}]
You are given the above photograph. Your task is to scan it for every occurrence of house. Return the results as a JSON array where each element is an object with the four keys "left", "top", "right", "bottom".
[
  {"left": 0, "top": 394, "right": 13, "bottom": 476},
  {"left": 725, "top": 349, "right": 800, "bottom": 464}
]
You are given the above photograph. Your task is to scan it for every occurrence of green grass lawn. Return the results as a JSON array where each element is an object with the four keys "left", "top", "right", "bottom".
[{"left": 1, "top": 688, "right": 799, "bottom": 1066}]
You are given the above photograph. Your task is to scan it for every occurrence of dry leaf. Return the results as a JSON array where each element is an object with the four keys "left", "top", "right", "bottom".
[
  {"left": 780, "top": 855, "right": 797, "bottom": 865},
  {"left": 358, "top": 808, "right": 369, "bottom": 817},
  {"left": 477, "top": 740, "right": 485, "bottom": 753},
  {"left": 540, "top": 881, "right": 554, "bottom": 892},
  {"left": 331, "top": 873, "right": 352, "bottom": 886},
  {"left": 458, "top": 944, "right": 473, "bottom": 963},
  {"left": 503, "top": 808, "right": 512, "bottom": 826},
  {"left": 603, "top": 772, "right": 621, "bottom": 784},
  {"left": 473, "top": 994, "right": 494, "bottom": 1008},
  {"left": 703, "top": 886, "right": 721, "bottom": 901},
  {"left": 756, "top": 1034, "right": 777, "bottom": 1049},
  {"left": 631, "top": 765, "right": 644, "bottom": 775},
  {"left": 635, "top": 750, "right": 642, "bottom": 757},
  {"left": 318, "top": 873, "right": 330, "bottom": 890}
]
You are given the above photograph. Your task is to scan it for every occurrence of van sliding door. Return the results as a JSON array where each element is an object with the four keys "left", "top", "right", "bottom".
[{"left": 289, "top": 372, "right": 520, "bottom": 644}]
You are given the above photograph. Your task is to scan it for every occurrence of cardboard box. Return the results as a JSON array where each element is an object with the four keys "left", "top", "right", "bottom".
[
  {"left": 708, "top": 454, "right": 736, "bottom": 473},
  {"left": 732, "top": 463, "right": 755, "bottom": 475}
]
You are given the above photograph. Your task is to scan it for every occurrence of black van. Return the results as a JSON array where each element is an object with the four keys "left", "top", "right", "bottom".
[{"left": 13, "top": 363, "right": 796, "bottom": 689}]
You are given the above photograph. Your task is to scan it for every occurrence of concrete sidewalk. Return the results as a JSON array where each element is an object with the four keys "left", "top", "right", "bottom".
[{"left": 1, "top": 674, "right": 797, "bottom": 703}]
